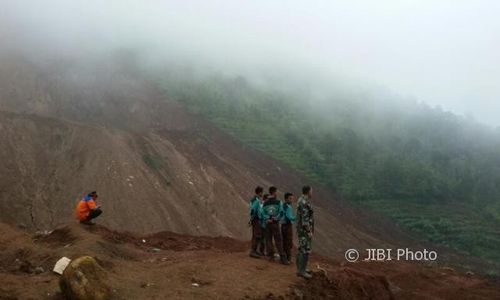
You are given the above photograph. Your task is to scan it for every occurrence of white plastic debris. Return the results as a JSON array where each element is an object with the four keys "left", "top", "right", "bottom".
[
  {"left": 142, "top": 239, "right": 147, "bottom": 243},
  {"left": 53, "top": 257, "right": 72, "bottom": 275},
  {"left": 192, "top": 283, "right": 200, "bottom": 287}
]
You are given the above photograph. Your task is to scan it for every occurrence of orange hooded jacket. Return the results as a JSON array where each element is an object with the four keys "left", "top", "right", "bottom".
[{"left": 75, "top": 195, "right": 97, "bottom": 221}]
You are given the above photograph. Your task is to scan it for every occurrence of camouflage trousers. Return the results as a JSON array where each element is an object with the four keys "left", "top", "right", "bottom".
[{"left": 297, "top": 233, "right": 312, "bottom": 254}]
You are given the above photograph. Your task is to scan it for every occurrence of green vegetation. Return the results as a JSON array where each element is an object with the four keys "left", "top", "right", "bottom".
[
  {"left": 363, "top": 199, "right": 500, "bottom": 263},
  {"left": 142, "top": 154, "right": 162, "bottom": 171},
  {"left": 154, "top": 72, "right": 500, "bottom": 265}
]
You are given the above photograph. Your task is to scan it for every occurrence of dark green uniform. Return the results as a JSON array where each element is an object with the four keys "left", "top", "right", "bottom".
[{"left": 296, "top": 194, "right": 314, "bottom": 276}]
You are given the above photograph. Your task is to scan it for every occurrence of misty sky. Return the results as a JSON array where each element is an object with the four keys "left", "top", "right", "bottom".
[{"left": 2, "top": 0, "right": 500, "bottom": 125}]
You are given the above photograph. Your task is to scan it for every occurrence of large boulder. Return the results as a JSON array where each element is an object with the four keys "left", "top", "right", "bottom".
[{"left": 59, "top": 256, "right": 111, "bottom": 300}]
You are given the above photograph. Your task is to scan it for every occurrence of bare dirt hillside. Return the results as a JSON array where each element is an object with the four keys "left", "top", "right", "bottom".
[
  {"left": 0, "top": 99, "right": 409, "bottom": 259},
  {"left": 1, "top": 51, "right": 499, "bottom": 299},
  {"left": 0, "top": 222, "right": 499, "bottom": 300},
  {"left": 0, "top": 53, "right": 420, "bottom": 259}
]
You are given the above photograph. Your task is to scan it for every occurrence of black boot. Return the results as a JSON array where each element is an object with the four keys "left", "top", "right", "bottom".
[
  {"left": 296, "top": 253, "right": 312, "bottom": 279},
  {"left": 280, "top": 255, "right": 290, "bottom": 265},
  {"left": 303, "top": 253, "right": 313, "bottom": 278},
  {"left": 249, "top": 250, "right": 261, "bottom": 259},
  {"left": 80, "top": 220, "right": 95, "bottom": 225}
]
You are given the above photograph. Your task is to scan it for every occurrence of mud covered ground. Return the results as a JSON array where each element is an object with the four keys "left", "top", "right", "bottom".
[{"left": 0, "top": 223, "right": 498, "bottom": 300}]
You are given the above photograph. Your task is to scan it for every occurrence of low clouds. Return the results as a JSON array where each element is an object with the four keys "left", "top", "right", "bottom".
[{"left": 2, "top": 0, "right": 499, "bottom": 125}]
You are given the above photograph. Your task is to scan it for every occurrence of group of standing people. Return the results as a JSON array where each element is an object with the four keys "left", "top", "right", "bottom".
[
  {"left": 249, "top": 185, "right": 314, "bottom": 279},
  {"left": 75, "top": 187, "right": 315, "bottom": 279}
]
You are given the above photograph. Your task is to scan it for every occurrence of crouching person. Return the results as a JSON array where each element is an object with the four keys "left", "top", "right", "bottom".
[{"left": 76, "top": 191, "right": 102, "bottom": 225}]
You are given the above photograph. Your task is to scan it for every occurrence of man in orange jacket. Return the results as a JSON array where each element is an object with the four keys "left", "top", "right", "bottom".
[{"left": 76, "top": 191, "right": 102, "bottom": 225}]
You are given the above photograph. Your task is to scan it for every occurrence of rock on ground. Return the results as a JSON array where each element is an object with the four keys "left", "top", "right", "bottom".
[{"left": 59, "top": 256, "right": 111, "bottom": 300}]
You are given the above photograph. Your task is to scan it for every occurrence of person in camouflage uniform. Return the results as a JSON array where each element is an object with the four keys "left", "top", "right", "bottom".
[{"left": 296, "top": 185, "right": 314, "bottom": 279}]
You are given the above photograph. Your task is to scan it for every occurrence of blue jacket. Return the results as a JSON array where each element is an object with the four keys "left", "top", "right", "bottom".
[
  {"left": 281, "top": 202, "right": 296, "bottom": 224},
  {"left": 249, "top": 196, "right": 262, "bottom": 222}
]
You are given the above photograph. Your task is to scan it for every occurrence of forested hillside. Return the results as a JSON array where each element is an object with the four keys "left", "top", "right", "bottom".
[{"left": 152, "top": 70, "right": 500, "bottom": 270}]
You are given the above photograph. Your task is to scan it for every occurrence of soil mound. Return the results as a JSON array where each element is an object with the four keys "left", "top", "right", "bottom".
[
  {"left": 35, "top": 227, "right": 78, "bottom": 247},
  {"left": 89, "top": 225, "right": 248, "bottom": 252},
  {"left": 280, "top": 269, "right": 394, "bottom": 300}
]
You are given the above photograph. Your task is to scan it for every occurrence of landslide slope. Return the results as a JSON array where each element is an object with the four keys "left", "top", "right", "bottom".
[{"left": 0, "top": 53, "right": 417, "bottom": 258}]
